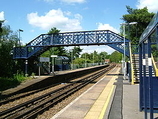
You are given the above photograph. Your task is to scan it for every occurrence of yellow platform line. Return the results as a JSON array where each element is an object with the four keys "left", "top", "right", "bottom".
[{"left": 84, "top": 75, "right": 117, "bottom": 119}]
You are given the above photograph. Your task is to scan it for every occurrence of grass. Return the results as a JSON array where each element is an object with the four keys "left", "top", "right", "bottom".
[{"left": 0, "top": 73, "right": 27, "bottom": 91}]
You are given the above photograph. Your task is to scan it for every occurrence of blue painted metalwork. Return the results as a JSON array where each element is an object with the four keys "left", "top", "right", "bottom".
[
  {"left": 143, "top": 42, "right": 148, "bottom": 119},
  {"left": 13, "top": 30, "right": 130, "bottom": 59},
  {"left": 139, "top": 44, "right": 143, "bottom": 111},
  {"left": 139, "top": 12, "right": 158, "bottom": 44},
  {"left": 148, "top": 36, "right": 154, "bottom": 119},
  {"left": 139, "top": 12, "right": 158, "bottom": 118}
]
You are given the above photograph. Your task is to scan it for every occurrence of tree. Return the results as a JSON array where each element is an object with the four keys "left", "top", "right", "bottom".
[
  {"left": 121, "top": 6, "right": 155, "bottom": 45},
  {"left": 0, "top": 25, "right": 19, "bottom": 77},
  {"left": 99, "top": 52, "right": 108, "bottom": 62},
  {"left": 72, "top": 46, "right": 83, "bottom": 59},
  {"left": 152, "top": 45, "right": 158, "bottom": 61},
  {"left": 41, "top": 27, "right": 67, "bottom": 57},
  {"left": 109, "top": 51, "right": 122, "bottom": 63},
  {"left": 92, "top": 50, "right": 99, "bottom": 63},
  {"left": 47, "top": 27, "right": 60, "bottom": 35},
  {"left": 73, "top": 58, "right": 85, "bottom": 68},
  {"left": 81, "top": 52, "right": 92, "bottom": 63},
  {"left": 66, "top": 46, "right": 83, "bottom": 63}
]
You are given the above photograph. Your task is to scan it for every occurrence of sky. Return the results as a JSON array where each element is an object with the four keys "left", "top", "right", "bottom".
[{"left": 0, "top": 0, "right": 158, "bottom": 54}]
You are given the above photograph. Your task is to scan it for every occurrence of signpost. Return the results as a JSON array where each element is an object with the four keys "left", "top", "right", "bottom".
[
  {"left": 51, "top": 55, "right": 58, "bottom": 75},
  {"left": 39, "top": 57, "right": 50, "bottom": 76}
]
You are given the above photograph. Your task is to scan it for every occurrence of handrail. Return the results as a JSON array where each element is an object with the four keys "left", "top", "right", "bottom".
[
  {"left": 151, "top": 54, "right": 158, "bottom": 76},
  {"left": 129, "top": 42, "right": 134, "bottom": 84},
  {"left": 139, "top": 12, "right": 158, "bottom": 44}
]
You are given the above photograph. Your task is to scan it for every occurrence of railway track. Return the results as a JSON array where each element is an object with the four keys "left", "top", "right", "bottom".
[
  {"left": 0, "top": 83, "right": 60, "bottom": 106},
  {"left": 0, "top": 64, "right": 115, "bottom": 119}
]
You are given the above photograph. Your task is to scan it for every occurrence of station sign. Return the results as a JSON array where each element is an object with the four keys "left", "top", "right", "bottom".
[
  {"left": 51, "top": 55, "right": 58, "bottom": 58},
  {"left": 40, "top": 57, "right": 50, "bottom": 62}
]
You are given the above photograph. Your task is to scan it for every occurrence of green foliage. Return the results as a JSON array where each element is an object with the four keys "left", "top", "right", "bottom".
[
  {"left": 47, "top": 27, "right": 60, "bottom": 34},
  {"left": 122, "top": 6, "right": 155, "bottom": 45},
  {"left": 41, "top": 47, "right": 67, "bottom": 57},
  {"left": 0, "top": 77, "right": 19, "bottom": 91},
  {"left": 0, "top": 25, "right": 19, "bottom": 77},
  {"left": 70, "top": 46, "right": 83, "bottom": 59},
  {"left": 80, "top": 51, "right": 109, "bottom": 64},
  {"left": 0, "top": 25, "right": 26, "bottom": 90},
  {"left": 0, "top": 73, "right": 26, "bottom": 91},
  {"left": 152, "top": 45, "right": 158, "bottom": 62},
  {"left": 73, "top": 58, "right": 85, "bottom": 67},
  {"left": 41, "top": 27, "right": 67, "bottom": 57},
  {"left": 13, "top": 72, "right": 26, "bottom": 82},
  {"left": 109, "top": 51, "right": 122, "bottom": 63}
]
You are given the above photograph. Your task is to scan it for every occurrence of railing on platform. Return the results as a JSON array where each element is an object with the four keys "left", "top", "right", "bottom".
[
  {"left": 129, "top": 42, "right": 135, "bottom": 84},
  {"left": 152, "top": 54, "right": 158, "bottom": 77}
]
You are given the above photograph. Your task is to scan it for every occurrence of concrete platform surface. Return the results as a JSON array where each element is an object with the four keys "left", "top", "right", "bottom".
[{"left": 51, "top": 67, "right": 118, "bottom": 119}]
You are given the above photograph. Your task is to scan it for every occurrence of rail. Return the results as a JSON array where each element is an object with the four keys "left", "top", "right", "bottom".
[
  {"left": 129, "top": 42, "right": 135, "bottom": 84},
  {"left": 152, "top": 54, "right": 158, "bottom": 77}
]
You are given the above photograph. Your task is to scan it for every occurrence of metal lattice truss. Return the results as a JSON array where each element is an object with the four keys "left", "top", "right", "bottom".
[{"left": 13, "top": 30, "right": 130, "bottom": 59}]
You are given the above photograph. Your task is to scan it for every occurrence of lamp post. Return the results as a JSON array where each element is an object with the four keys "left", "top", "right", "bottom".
[
  {"left": 85, "top": 53, "right": 87, "bottom": 68},
  {"left": 69, "top": 48, "right": 74, "bottom": 70},
  {"left": 18, "top": 29, "right": 23, "bottom": 46},
  {"left": 120, "top": 22, "right": 137, "bottom": 80},
  {"left": 93, "top": 52, "right": 94, "bottom": 66},
  {"left": 51, "top": 55, "right": 57, "bottom": 75}
]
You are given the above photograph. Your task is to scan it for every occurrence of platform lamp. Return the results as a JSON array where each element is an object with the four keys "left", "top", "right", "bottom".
[
  {"left": 69, "top": 48, "right": 74, "bottom": 70},
  {"left": 18, "top": 29, "right": 23, "bottom": 46},
  {"left": 120, "top": 22, "right": 137, "bottom": 80},
  {"left": 51, "top": 55, "right": 57, "bottom": 75}
]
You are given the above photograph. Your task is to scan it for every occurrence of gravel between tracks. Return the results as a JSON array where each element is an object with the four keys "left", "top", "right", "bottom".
[{"left": 0, "top": 84, "right": 65, "bottom": 112}]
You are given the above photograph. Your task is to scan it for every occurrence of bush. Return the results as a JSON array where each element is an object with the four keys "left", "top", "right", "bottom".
[
  {"left": 0, "top": 73, "right": 26, "bottom": 91},
  {"left": 13, "top": 73, "right": 26, "bottom": 82}
]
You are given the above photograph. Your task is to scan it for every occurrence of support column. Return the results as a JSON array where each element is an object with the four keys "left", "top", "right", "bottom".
[
  {"left": 148, "top": 36, "right": 153, "bottom": 119},
  {"left": 142, "top": 42, "right": 147, "bottom": 119},
  {"left": 25, "top": 59, "right": 28, "bottom": 77},
  {"left": 139, "top": 43, "right": 143, "bottom": 111}
]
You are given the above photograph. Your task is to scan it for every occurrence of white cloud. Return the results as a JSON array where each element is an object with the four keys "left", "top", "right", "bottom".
[
  {"left": 81, "top": 46, "right": 115, "bottom": 54},
  {"left": 137, "top": 0, "right": 158, "bottom": 13},
  {"left": 0, "top": 11, "right": 5, "bottom": 20},
  {"left": 43, "top": 0, "right": 86, "bottom": 4},
  {"left": 43, "top": 0, "right": 54, "bottom": 2},
  {"left": 96, "top": 23, "right": 119, "bottom": 33},
  {"left": 94, "top": 23, "right": 118, "bottom": 54},
  {"left": 30, "top": 29, "right": 35, "bottom": 32},
  {"left": 27, "top": 9, "right": 82, "bottom": 31},
  {"left": 61, "top": 0, "right": 85, "bottom": 4}
]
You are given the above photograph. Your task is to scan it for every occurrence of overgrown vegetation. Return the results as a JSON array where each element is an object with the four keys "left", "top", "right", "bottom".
[
  {"left": 0, "top": 25, "right": 27, "bottom": 91},
  {"left": 121, "top": 6, "right": 155, "bottom": 45},
  {"left": 121, "top": 6, "right": 157, "bottom": 61},
  {"left": 0, "top": 73, "right": 26, "bottom": 91}
]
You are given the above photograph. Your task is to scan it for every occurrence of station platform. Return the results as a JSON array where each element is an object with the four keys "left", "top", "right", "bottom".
[{"left": 51, "top": 66, "right": 149, "bottom": 119}]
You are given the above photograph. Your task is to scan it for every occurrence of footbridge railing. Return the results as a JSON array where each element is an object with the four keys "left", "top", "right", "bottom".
[{"left": 13, "top": 30, "right": 130, "bottom": 59}]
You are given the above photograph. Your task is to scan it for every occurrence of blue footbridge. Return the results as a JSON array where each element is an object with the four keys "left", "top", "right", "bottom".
[{"left": 13, "top": 30, "right": 130, "bottom": 59}]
